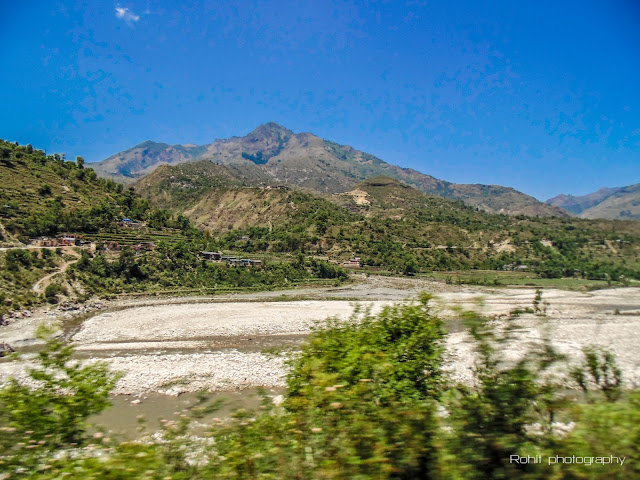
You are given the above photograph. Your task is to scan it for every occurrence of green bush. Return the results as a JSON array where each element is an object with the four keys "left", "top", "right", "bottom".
[
  {"left": 0, "top": 326, "right": 119, "bottom": 474},
  {"left": 441, "top": 308, "right": 566, "bottom": 479},
  {"left": 43, "top": 283, "right": 61, "bottom": 303},
  {"left": 205, "top": 294, "right": 445, "bottom": 479},
  {"left": 550, "top": 391, "right": 640, "bottom": 479}
]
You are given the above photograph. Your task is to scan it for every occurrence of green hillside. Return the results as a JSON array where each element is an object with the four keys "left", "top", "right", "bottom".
[
  {"left": 0, "top": 140, "right": 349, "bottom": 317},
  {"left": 0, "top": 140, "right": 189, "bottom": 315},
  {"left": 0, "top": 140, "right": 157, "bottom": 242},
  {"left": 135, "top": 160, "right": 353, "bottom": 233},
  {"left": 134, "top": 161, "right": 640, "bottom": 281}
]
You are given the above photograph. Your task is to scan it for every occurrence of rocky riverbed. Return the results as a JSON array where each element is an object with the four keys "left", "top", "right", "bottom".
[{"left": 1, "top": 276, "right": 639, "bottom": 396}]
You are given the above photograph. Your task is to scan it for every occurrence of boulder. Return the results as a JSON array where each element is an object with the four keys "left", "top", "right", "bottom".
[{"left": 0, "top": 342, "right": 15, "bottom": 357}]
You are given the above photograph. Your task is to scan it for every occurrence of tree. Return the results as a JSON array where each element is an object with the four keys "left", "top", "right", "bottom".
[
  {"left": 403, "top": 258, "right": 418, "bottom": 276},
  {"left": 0, "top": 145, "right": 12, "bottom": 163},
  {"left": 76, "top": 156, "right": 85, "bottom": 169},
  {"left": 44, "top": 283, "right": 63, "bottom": 303}
]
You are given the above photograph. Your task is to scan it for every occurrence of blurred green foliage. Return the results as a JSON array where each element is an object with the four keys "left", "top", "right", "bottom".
[
  {"left": 0, "top": 326, "right": 119, "bottom": 474},
  {"left": 1, "top": 295, "right": 639, "bottom": 479}
]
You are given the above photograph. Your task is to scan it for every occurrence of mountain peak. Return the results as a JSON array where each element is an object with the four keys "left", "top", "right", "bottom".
[
  {"left": 132, "top": 140, "right": 169, "bottom": 149},
  {"left": 246, "top": 122, "right": 293, "bottom": 140}
]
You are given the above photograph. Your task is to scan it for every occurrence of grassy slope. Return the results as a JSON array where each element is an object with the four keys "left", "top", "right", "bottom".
[
  {"left": 0, "top": 140, "right": 158, "bottom": 243},
  {"left": 135, "top": 160, "right": 354, "bottom": 232}
]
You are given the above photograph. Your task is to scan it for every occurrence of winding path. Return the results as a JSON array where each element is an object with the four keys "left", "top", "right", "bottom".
[{"left": 32, "top": 251, "right": 79, "bottom": 295}]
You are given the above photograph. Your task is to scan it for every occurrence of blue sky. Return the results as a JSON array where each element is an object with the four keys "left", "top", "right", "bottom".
[{"left": 1, "top": 0, "right": 639, "bottom": 200}]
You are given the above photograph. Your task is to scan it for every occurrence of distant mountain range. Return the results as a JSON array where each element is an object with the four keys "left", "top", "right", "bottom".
[
  {"left": 92, "top": 122, "right": 566, "bottom": 217},
  {"left": 546, "top": 183, "right": 640, "bottom": 220}
]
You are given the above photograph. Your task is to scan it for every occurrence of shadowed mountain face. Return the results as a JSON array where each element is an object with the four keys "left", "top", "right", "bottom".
[
  {"left": 93, "top": 122, "right": 567, "bottom": 217},
  {"left": 547, "top": 184, "right": 640, "bottom": 220}
]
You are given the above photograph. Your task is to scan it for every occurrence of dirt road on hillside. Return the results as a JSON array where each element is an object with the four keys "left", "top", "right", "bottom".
[{"left": 31, "top": 251, "right": 79, "bottom": 295}]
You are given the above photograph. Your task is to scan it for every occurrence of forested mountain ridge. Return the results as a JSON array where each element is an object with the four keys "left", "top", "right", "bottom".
[{"left": 93, "top": 122, "right": 567, "bottom": 217}]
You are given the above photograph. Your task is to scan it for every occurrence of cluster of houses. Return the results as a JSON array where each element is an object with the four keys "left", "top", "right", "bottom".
[
  {"left": 500, "top": 263, "right": 529, "bottom": 272},
  {"left": 344, "top": 256, "right": 362, "bottom": 268},
  {"left": 30, "top": 235, "right": 90, "bottom": 247},
  {"left": 264, "top": 185, "right": 291, "bottom": 191},
  {"left": 30, "top": 235, "right": 156, "bottom": 254},
  {"left": 199, "top": 251, "right": 263, "bottom": 267},
  {"left": 102, "top": 241, "right": 156, "bottom": 252}
]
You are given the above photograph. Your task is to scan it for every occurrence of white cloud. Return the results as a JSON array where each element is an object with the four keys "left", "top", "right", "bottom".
[{"left": 115, "top": 6, "right": 140, "bottom": 24}]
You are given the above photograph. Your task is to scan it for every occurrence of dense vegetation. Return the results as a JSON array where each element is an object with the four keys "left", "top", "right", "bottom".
[
  {"left": 1, "top": 297, "right": 638, "bottom": 479},
  {"left": 0, "top": 248, "right": 64, "bottom": 318},
  {"left": 133, "top": 159, "right": 640, "bottom": 281},
  {"left": 0, "top": 139, "right": 194, "bottom": 241},
  {"left": 69, "top": 245, "right": 347, "bottom": 296},
  {"left": 0, "top": 241, "right": 347, "bottom": 316}
]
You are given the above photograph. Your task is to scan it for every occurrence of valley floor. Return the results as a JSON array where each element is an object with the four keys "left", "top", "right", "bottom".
[{"left": 1, "top": 276, "right": 639, "bottom": 399}]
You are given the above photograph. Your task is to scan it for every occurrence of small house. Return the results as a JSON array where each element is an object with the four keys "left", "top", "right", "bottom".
[
  {"left": 120, "top": 218, "right": 142, "bottom": 228},
  {"left": 31, "top": 237, "right": 58, "bottom": 247},
  {"left": 58, "top": 234, "right": 76, "bottom": 246},
  {"left": 199, "top": 251, "right": 222, "bottom": 261},
  {"left": 134, "top": 242, "right": 156, "bottom": 252},
  {"left": 103, "top": 242, "right": 122, "bottom": 252}
]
